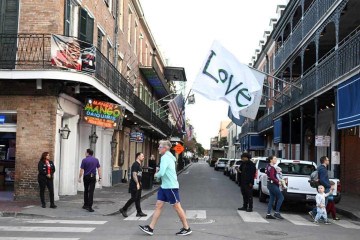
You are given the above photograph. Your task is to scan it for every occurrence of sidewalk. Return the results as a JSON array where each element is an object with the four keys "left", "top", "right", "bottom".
[
  {"left": 0, "top": 163, "right": 192, "bottom": 218},
  {"left": 336, "top": 193, "right": 360, "bottom": 221}
]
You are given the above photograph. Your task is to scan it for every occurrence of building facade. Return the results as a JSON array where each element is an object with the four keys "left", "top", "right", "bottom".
[
  {"left": 0, "top": 0, "right": 186, "bottom": 200},
  {"left": 240, "top": 0, "right": 360, "bottom": 194}
]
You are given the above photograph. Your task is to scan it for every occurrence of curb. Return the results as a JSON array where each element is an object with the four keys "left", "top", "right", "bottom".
[{"left": 336, "top": 207, "right": 360, "bottom": 221}]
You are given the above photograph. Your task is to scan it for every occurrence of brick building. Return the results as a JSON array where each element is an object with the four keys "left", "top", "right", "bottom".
[{"left": 0, "top": 0, "right": 186, "bottom": 200}]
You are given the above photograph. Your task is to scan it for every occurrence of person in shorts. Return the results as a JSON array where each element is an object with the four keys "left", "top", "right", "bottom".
[{"left": 139, "top": 140, "right": 192, "bottom": 236}]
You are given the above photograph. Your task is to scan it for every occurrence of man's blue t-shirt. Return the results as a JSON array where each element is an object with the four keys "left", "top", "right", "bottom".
[{"left": 81, "top": 156, "right": 100, "bottom": 176}]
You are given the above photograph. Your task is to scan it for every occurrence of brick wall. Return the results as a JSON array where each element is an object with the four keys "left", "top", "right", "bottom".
[
  {"left": 340, "top": 130, "right": 360, "bottom": 195},
  {"left": 0, "top": 95, "right": 57, "bottom": 200}
]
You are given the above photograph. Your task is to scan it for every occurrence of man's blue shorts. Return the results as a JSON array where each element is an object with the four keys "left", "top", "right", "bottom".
[{"left": 157, "top": 187, "right": 180, "bottom": 205}]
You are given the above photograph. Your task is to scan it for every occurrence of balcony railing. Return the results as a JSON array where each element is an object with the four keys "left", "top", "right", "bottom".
[
  {"left": 275, "top": 0, "right": 338, "bottom": 69},
  {"left": 240, "top": 121, "right": 258, "bottom": 138},
  {"left": 0, "top": 34, "right": 175, "bottom": 135},
  {"left": 274, "top": 25, "right": 360, "bottom": 116},
  {"left": 258, "top": 111, "right": 274, "bottom": 133}
]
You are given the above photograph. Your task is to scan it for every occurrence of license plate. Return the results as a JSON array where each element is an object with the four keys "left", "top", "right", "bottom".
[{"left": 306, "top": 195, "right": 316, "bottom": 200}]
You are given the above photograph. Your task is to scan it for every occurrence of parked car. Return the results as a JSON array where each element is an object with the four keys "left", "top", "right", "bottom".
[
  {"left": 229, "top": 160, "right": 242, "bottom": 181},
  {"left": 258, "top": 159, "right": 341, "bottom": 204},
  {"left": 214, "top": 158, "right": 229, "bottom": 171},
  {"left": 224, "top": 160, "right": 235, "bottom": 176}
]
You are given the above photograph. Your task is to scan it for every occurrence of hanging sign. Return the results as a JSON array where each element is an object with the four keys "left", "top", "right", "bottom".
[
  {"left": 173, "top": 143, "right": 185, "bottom": 154},
  {"left": 83, "top": 99, "right": 125, "bottom": 129},
  {"left": 130, "top": 132, "right": 144, "bottom": 143},
  {"left": 315, "top": 135, "right": 331, "bottom": 147}
]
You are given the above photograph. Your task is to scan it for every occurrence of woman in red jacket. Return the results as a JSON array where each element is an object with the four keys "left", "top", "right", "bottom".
[{"left": 38, "top": 152, "right": 57, "bottom": 208}]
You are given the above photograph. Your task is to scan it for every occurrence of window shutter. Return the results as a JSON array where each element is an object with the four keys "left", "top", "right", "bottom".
[
  {"left": 86, "top": 14, "right": 94, "bottom": 44},
  {"left": 0, "top": 0, "right": 19, "bottom": 34},
  {"left": 79, "top": 8, "right": 94, "bottom": 43},
  {"left": 64, "top": 0, "right": 71, "bottom": 36}
]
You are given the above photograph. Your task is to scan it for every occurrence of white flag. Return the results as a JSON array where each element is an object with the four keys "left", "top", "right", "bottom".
[
  {"left": 236, "top": 69, "right": 265, "bottom": 119},
  {"left": 192, "top": 41, "right": 261, "bottom": 117}
]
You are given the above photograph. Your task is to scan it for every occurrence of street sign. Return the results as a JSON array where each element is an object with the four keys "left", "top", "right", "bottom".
[{"left": 173, "top": 144, "right": 185, "bottom": 154}]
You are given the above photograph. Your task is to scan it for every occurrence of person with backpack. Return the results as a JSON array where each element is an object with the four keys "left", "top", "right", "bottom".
[
  {"left": 309, "top": 156, "right": 331, "bottom": 220},
  {"left": 265, "top": 155, "right": 284, "bottom": 220}
]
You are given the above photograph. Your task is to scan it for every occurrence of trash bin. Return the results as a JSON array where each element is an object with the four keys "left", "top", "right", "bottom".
[{"left": 141, "top": 167, "right": 153, "bottom": 190}]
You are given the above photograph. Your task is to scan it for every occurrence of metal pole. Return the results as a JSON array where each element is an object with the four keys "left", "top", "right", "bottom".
[
  {"left": 314, "top": 98, "right": 318, "bottom": 163},
  {"left": 248, "top": 66, "right": 303, "bottom": 91},
  {"left": 333, "top": 87, "right": 339, "bottom": 178},
  {"left": 289, "top": 112, "right": 292, "bottom": 159}
]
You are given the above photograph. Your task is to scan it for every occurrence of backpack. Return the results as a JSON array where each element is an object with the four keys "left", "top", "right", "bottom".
[{"left": 309, "top": 170, "right": 319, "bottom": 188}]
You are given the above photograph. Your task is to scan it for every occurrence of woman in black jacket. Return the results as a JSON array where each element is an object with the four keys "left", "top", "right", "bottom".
[{"left": 38, "top": 152, "right": 57, "bottom": 208}]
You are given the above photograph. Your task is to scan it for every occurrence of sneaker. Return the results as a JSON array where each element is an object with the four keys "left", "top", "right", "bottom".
[
  {"left": 246, "top": 208, "right": 253, "bottom": 212},
  {"left": 274, "top": 213, "right": 284, "bottom": 220},
  {"left": 237, "top": 206, "right": 247, "bottom": 211},
  {"left": 136, "top": 212, "right": 148, "bottom": 217},
  {"left": 41, "top": 204, "right": 46, "bottom": 208},
  {"left": 50, "top": 205, "right": 57, "bottom": 209},
  {"left": 82, "top": 205, "right": 89, "bottom": 210},
  {"left": 88, "top": 208, "right": 94, "bottom": 212},
  {"left": 313, "top": 221, "right": 319, "bottom": 224},
  {"left": 266, "top": 214, "right": 276, "bottom": 219},
  {"left": 308, "top": 211, "right": 315, "bottom": 220},
  {"left": 324, "top": 220, "right": 331, "bottom": 225},
  {"left": 176, "top": 227, "right": 192, "bottom": 236},
  {"left": 139, "top": 225, "right": 154, "bottom": 236},
  {"left": 119, "top": 208, "right": 128, "bottom": 218},
  {"left": 333, "top": 217, "right": 340, "bottom": 221}
]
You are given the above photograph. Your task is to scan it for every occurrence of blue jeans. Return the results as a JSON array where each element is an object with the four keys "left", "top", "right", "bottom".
[
  {"left": 267, "top": 182, "right": 284, "bottom": 214},
  {"left": 312, "top": 188, "right": 330, "bottom": 216}
]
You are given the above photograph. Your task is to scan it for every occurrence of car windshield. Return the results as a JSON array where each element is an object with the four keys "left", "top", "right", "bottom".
[
  {"left": 258, "top": 161, "right": 268, "bottom": 169},
  {"left": 219, "top": 159, "right": 228, "bottom": 163},
  {"left": 277, "top": 163, "right": 316, "bottom": 175},
  {"left": 235, "top": 160, "right": 242, "bottom": 165}
]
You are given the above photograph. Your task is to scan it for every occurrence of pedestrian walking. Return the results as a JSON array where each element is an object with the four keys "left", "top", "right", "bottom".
[
  {"left": 326, "top": 181, "right": 340, "bottom": 220},
  {"left": 38, "top": 152, "right": 57, "bottom": 208},
  {"left": 265, "top": 155, "right": 284, "bottom": 219},
  {"left": 119, "top": 152, "right": 147, "bottom": 218},
  {"left": 313, "top": 185, "right": 333, "bottom": 224},
  {"left": 237, "top": 153, "right": 256, "bottom": 212},
  {"left": 309, "top": 156, "right": 331, "bottom": 220},
  {"left": 78, "top": 149, "right": 102, "bottom": 212},
  {"left": 139, "top": 140, "right": 192, "bottom": 236}
]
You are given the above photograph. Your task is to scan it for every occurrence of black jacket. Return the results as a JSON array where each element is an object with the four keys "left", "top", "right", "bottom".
[
  {"left": 239, "top": 160, "right": 256, "bottom": 186},
  {"left": 38, "top": 160, "right": 56, "bottom": 178}
]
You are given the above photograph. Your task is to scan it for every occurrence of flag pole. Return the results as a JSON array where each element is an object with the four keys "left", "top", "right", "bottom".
[
  {"left": 248, "top": 66, "right": 303, "bottom": 92},
  {"left": 170, "top": 89, "right": 193, "bottom": 137}
]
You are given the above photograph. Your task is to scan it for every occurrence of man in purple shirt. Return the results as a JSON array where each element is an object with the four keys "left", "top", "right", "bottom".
[{"left": 78, "top": 149, "right": 102, "bottom": 212}]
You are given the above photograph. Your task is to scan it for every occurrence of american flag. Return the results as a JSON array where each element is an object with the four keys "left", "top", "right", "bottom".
[{"left": 167, "top": 93, "right": 185, "bottom": 132}]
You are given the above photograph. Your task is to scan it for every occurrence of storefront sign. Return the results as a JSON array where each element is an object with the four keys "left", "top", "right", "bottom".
[
  {"left": 130, "top": 132, "right": 144, "bottom": 143},
  {"left": 0, "top": 115, "right": 4, "bottom": 124},
  {"left": 315, "top": 135, "right": 331, "bottom": 147},
  {"left": 83, "top": 99, "right": 124, "bottom": 129}
]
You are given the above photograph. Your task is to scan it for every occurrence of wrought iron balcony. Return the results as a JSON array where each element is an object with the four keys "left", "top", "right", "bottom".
[
  {"left": 258, "top": 111, "right": 274, "bottom": 133},
  {"left": 275, "top": 0, "right": 338, "bottom": 69},
  {"left": 274, "top": 25, "right": 360, "bottom": 116},
  {"left": 239, "top": 121, "right": 258, "bottom": 137}
]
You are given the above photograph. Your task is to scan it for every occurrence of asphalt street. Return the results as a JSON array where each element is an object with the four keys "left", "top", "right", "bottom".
[{"left": 0, "top": 160, "right": 359, "bottom": 240}]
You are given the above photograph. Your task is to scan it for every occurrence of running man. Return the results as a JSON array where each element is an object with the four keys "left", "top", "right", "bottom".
[{"left": 139, "top": 140, "right": 192, "bottom": 236}]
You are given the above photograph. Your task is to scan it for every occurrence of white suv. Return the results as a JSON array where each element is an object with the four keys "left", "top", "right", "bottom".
[
  {"left": 251, "top": 157, "right": 272, "bottom": 192},
  {"left": 214, "top": 158, "right": 229, "bottom": 171}
]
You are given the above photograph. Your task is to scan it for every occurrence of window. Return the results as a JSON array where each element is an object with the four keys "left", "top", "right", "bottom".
[
  {"left": 79, "top": 8, "right": 94, "bottom": 43},
  {"left": 139, "top": 84, "right": 143, "bottom": 100},
  {"left": 64, "top": 0, "right": 79, "bottom": 37},
  {"left": 145, "top": 44, "right": 148, "bottom": 66},
  {"left": 134, "top": 21, "right": 138, "bottom": 54},
  {"left": 119, "top": 0, "right": 124, "bottom": 31},
  {"left": 127, "top": 8, "right": 132, "bottom": 44},
  {"left": 97, "top": 28, "right": 104, "bottom": 51},
  {"left": 139, "top": 33, "right": 143, "bottom": 63},
  {"left": 107, "top": 40, "right": 113, "bottom": 62}
]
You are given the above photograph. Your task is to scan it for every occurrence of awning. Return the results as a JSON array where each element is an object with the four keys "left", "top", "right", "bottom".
[
  {"left": 164, "top": 67, "right": 187, "bottom": 82},
  {"left": 337, "top": 73, "right": 360, "bottom": 129},
  {"left": 139, "top": 66, "right": 171, "bottom": 98},
  {"left": 274, "top": 117, "right": 282, "bottom": 144},
  {"left": 241, "top": 134, "right": 265, "bottom": 151}
]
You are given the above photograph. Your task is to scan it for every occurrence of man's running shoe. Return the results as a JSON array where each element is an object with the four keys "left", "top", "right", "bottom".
[
  {"left": 139, "top": 225, "right": 154, "bottom": 236},
  {"left": 175, "top": 227, "right": 192, "bottom": 236}
]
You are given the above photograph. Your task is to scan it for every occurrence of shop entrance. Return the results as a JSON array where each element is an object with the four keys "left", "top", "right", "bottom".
[{"left": 0, "top": 112, "right": 16, "bottom": 201}]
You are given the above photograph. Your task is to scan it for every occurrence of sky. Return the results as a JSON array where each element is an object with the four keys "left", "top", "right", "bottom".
[{"left": 140, "top": 0, "right": 287, "bottom": 149}]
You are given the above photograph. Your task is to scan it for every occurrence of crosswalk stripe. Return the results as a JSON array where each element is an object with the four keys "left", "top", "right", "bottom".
[
  {"left": 0, "top": 238, "right": 80, "bottom": 240},
  {"left": 22, "top": 219, "right": 107, "bottom": 225},
  {"left": 237, "top": 211, "right": 269, "bottom": 223},
  {"left": 124, "top": 210, "right": 154, "bottom": 221},
  {"left": 281, "top": 214, "right": 317, "bottom": 226},
  {"left": 332, "top": 220, "right": 360, "bottom": 229},
  {"left": 0, "top": 226, "right": 95, "bottom": 233},
  {"left": 186, "top": 210, "right": 206, "bottom": 219}
]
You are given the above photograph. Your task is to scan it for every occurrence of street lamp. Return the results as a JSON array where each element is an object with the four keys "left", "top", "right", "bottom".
[
  {"left": 89, "top": 132, "right": 98, "bottom": 144},
  {"left": 59, "top": 124, "right": 71, "bottom": 140}
]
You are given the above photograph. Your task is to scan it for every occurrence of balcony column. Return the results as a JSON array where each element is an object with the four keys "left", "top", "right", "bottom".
[
  {"left": 334, "top": 11, "right": 340, "bottom": 78},
  {"left": 300, "top": 51, "right": 304, "bottom": 77},
  {"left": 315, "top": 33, "right": 320, "bottom": 89},
  {"left": 314, "top": 98, "right": 318, "bottom": 163},
  {"left": 289, "top": 111, "right": 292, "bottom": 159},
  {"left": 333, "top": 87, "right": 340, "bottom": 178},
  {"left": 300, "top": 106, "right": 304, "bottom": 160}
]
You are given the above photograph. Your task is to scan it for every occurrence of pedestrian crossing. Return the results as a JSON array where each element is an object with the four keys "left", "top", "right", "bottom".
[
  {"left": 123, "top": 209, "right": 360, "bottom": 230},
  {"left": 0, "top": 219, "right": 108, "bottom": 240}
]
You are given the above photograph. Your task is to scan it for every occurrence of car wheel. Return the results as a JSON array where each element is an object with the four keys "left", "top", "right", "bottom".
[{"left": 259, "top": 182, "right": 267, "bottom": 203}]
